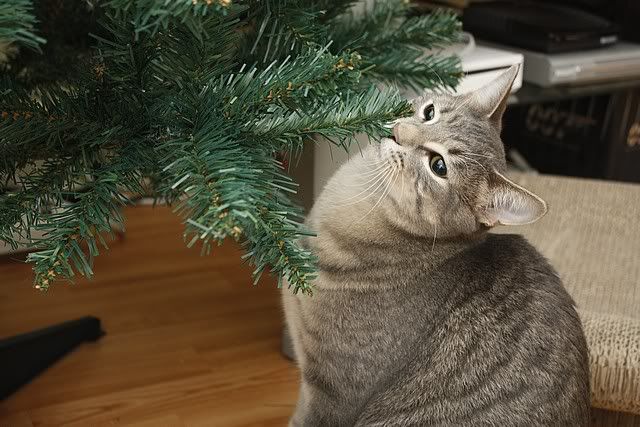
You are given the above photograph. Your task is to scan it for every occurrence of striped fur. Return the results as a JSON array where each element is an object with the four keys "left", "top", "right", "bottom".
[{"left": 283, "top": 67, "right": 590, "bottom": 426}]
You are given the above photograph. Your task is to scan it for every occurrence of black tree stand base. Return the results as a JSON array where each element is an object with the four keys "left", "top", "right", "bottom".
[{"left": 0, "top": 316, "right": 105, "bottom": 400}]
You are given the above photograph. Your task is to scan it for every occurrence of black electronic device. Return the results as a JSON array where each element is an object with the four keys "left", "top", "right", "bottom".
[{"left": 463, "top": 1, "right": 619, "bottom": 53}]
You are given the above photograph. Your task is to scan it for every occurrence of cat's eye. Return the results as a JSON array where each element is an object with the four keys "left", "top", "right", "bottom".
[
  {"left": 423, "top": 103, "right": 436, "bottom": 123},
  {"left": 429, "top": 154, "right": 447, "bottom": 177}
]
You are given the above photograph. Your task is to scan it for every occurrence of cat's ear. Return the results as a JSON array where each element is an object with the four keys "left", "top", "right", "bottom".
[
  {"left": 470, "top": 65, "right": 519, "bottom": 130},
  {"left": 476, "top": 170, "right": 547, "bottom": 226}
]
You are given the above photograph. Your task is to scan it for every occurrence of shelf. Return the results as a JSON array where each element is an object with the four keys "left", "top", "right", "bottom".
[{"left": 509, "top": 80, "right": 640, "bottom": 106}]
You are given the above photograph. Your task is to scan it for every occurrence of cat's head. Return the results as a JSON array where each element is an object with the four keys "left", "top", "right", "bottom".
[{"left": 377, "top": 65, "right": 547, "bottom": 238}]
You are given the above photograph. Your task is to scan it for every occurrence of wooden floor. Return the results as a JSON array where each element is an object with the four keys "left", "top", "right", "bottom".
[{"left": 0, "top": 207, "right": 299, "bottom": 427}]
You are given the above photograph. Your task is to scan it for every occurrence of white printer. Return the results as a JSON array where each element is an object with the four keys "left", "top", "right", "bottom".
[{"left": 484, "top": 41, "right": 640, "bottom": 87}]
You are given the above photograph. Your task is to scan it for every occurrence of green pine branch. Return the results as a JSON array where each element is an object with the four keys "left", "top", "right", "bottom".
[
  {"left": 331, "top": 1, "right": 460, "bottom": 52},
  {"left": 26, "top": 143, "right": 149, "bottom": 290},
  {"left": 365, "top": 51, "right": 461, "bottom": 92},
  {"left": 165, "top": 139, "right": 318, "bottom": 293},
  {"left": 248, "top": 86, "right": 411, "bottom": 146},
  {"left": 329, "top": 0, "right": 462, "bottom": 91},
  {"left": 0, "top": 0, "right": 45, "bottom": 51},
  {"left": 103, "top": 0, "right": 242, "bottom": 40},
  {"left": 0, "top": 0, "right": 461, "bottom": 294}
]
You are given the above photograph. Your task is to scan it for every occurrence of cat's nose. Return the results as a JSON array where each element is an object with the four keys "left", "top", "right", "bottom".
[{"left": 393, "top": 123, "right": 419, "bottom": 145}]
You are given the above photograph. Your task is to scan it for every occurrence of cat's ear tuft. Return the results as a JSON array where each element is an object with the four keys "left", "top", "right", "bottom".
[
  {"left": 471, "top": 65, "right": 519, "bottom": 130},
  {"left": 477, "top": 170, "right": 547, "bottom": 227}
]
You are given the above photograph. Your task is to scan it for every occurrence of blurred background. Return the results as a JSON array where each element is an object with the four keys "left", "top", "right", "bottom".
[{"left": 307, "top": 0, "right": 640, "bottom": 209}]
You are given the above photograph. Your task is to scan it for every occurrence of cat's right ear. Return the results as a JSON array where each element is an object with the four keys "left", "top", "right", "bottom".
[
  {"left": 469, "top": 65, "right": 519, "bottom": 131},
  {"left": 476, "top": 170, "right": 547, "bottom": 227}
]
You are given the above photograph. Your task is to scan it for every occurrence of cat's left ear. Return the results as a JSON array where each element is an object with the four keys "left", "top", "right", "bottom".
[
  {"left": 476, "top": 170, "right": 547, "bottom": 227},
  {"left": 471, "top": 65, "right": 519, "bottom": 130}
]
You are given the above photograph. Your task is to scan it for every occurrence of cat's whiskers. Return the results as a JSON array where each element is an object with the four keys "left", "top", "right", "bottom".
[
  {"left": 425, "top": 62, "right": 446, "bottom": 90},
  {"left": 400, "top": 170, "right": 405, "bottom": 205},
  {"left": 344, "top": 156, "right": 384, "bottom": 172},
  {"left": 359, "top": 154, "right": 390, "bottom": 167},
  {"left": 398, "top": 172, "right": 412, "bottom": 222},
  {"left": 362, "top": 157, "right": 388, "bottom": 165},
  {"left": 451, "top": 154, "right": 473, "bottom": 172},
  {"left": 357, "top": 161, "right": 385, "bottom": 169},
  {"left": 457, "top": 155, "right": 488, "bottom": 173},
  {"left": 431, "top": 221, "right": 438, "bottom": 252},
  {"left": 456, "top": 158, "right": 472, "bottom": 174},
  {"left": 338, "top": 167, "right": 392, "bottom": 203},
  {"left": 341, "top": 161, "right": 392, "bottom": 188},
  {"left": 336, "top": 167, "right": 393, "bottom": 207},
  {"left": 341, "top": 168, "right": 392, "bottom": 198},
  {"left": 358, "top": 169, "right": 398, "bottom": 222},
  {"left": 342, "top": 167, "right": 390, "bottom": 188},
  {"left": 453, "top": 93, "right": 474, "bottom": 110},
  {"left": 461, "top": 152, "right": 493, "bottom": 159},
  {"left": 356, "top": 161, "right": 392, "bottom": 178}
]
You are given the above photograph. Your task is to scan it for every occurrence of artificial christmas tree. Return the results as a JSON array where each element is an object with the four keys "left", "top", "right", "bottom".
[{"left": 1, "top": 0, "right": 460, "bottom": 293}]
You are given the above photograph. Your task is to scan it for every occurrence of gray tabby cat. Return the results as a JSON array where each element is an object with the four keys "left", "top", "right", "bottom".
[{"left": 282, "top": 66, "right": 590, "bottom": 426}]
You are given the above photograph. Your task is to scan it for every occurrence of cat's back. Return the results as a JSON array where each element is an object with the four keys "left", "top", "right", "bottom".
[
  {"left": 356, "top": 233, "right": 590, "bottom": 426},
  {"left": 403, "top": 232, "right": 577, "bottom": 324}
]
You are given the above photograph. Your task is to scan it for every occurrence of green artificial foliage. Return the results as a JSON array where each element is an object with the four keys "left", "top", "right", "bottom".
[{"left": 0, "top": 0, "right": 461, "bottom": 294}]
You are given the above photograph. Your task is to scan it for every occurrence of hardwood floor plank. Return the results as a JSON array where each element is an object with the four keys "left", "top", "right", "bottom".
[{"left": 0, "top": 412, "right": 34, "bottom": 427}]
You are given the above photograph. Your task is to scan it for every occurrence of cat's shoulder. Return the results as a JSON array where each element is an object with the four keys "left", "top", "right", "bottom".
[
  {"left": 481, "top": 232, "right": 545, "bottom": 259},
  {"left": 450, "top": 232, "right": 558, "bottom": 281},
  {"left": 443, "top": 233, "right": 573, "bottom": 307},
  {"left": 484, "top": 232, "right": 543, "bottom": 255}
]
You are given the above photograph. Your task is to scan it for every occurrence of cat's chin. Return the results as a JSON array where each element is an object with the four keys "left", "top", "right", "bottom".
[
  {"left": 381, "top": 136, "right": 399, "bottom": 146},
  {"left": 378, "top": 137, "right": 401, "bottom": 157}
]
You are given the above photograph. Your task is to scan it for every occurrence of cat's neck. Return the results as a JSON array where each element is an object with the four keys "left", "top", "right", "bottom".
[{"left": 307, "top": 196, "right": 486, "bottom": 287}]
